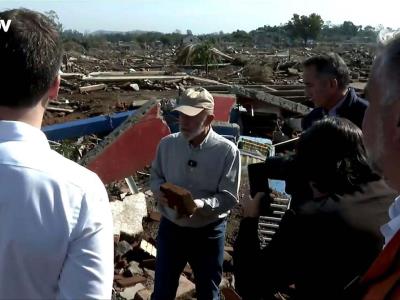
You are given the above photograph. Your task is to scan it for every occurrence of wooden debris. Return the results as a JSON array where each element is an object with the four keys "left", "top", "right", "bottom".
[
  {"left": 79, "top": 84, "right": 107, "bottom": 93},
  {"left": 188, "top": 76, "right": 230, "bottom": 86},
  {"left": 60, "top": 73, "right": 85, "bottom": 79},
  {"left": 46, "top": 106, "right": 74, "bottom": 113},
  {"left": 230, "top": 85, "right": 311, "bottom": 115},
  {"left": 210, "top": 47, "right": 234, "bottom": 61},
  {"left": 82, "top": 75, "right": 189, "bottom": 82}
]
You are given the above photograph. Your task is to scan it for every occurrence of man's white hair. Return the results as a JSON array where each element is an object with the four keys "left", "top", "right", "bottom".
[{"left": 375, "top": 31, "right": 400, "bottom": 108}]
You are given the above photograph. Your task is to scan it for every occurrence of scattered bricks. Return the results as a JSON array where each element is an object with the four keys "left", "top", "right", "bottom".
[
  {"left": 149, "top": 211, "right": 161, "bottom": 222},
  {"left": 160, "top": 182, "right": 196, "bottom": 216},
  {"left": 120, "top": 283, "right": 146, "bottom": 300},
  {"left": 116, "top": 275, "right": 147, "bottom": 288}
]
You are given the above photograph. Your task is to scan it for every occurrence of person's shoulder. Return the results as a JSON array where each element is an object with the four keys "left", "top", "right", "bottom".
[
  {"left": 210, "top": 130, "right": 239, "bottom": 152},
  {"left": 302, "top": 107, "right": 324, "bottom": 130},
  {"left": 349, "top": 88, "right": 368, "bottom": 108},
  {"left": 48, "top": 150, "right": 105, "bottom": 193},
  {"left": 160, "top": 132, "right": 180, "bottom": 143}
]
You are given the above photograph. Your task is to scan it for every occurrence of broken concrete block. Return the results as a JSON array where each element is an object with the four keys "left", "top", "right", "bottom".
[
  {"left": 287, "top": 68, "right": 299, "bottom": 76},
  {"left": 130, "top": 83, "right": 140, "bottom": 91},
  {"left": 128, "top": 261, "right": 144, "bottom": 276},
  {"left": 111, "top": 193, "right": 148, "bottom": 236},
  {"left": 224, "top": 246, "right": 234, "bottom": 253},
  {"left": 224, "top": 251, "right": 233, "bottom": 263},
  {"left": 140, "top": 240, "right": 157, "bottom": 257},
  {"left": 120, "top": 283, "right": 146, "bottom": 300},
  {"left": 116, "top": 240, "right": 133, "bottom": 257},
  {"left": 176, "top": 275, "right": 196, "bottom": 299}
]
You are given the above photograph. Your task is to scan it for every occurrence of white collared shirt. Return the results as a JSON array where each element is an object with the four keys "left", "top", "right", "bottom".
[
  {"left": 0, "top": 121, "right": 113, "bottom": 299},
  {"left": 381, "top": 195, "right": 400, "bottom": 245}
]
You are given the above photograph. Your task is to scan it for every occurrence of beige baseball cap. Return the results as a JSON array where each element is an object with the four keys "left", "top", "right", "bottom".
[{"left": 173, "top": 87, "right": 214, "bottom": 116}]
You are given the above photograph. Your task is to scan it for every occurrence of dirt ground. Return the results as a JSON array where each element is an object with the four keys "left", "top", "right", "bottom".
[{"left": 43, "top": 89, "right": 179, "bottom": 126}]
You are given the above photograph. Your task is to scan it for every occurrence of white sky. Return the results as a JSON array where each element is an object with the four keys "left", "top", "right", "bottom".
[{"left": 0, "top": 0, "right": 398, "bottom": 34}]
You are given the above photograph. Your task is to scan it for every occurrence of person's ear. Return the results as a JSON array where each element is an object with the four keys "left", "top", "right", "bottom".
[
  {"left": 330, "top": 78, "right": 339, "bottom": 90},
  {"left": 205, "top": 113, "right": 214, "bottom": 126},
  {"left": 48, "top": 75, "right": 61, "bottom": 100}
]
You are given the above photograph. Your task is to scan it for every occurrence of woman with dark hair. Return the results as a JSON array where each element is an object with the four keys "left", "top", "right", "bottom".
[
  {"left": 235, "top": 117, "right": 396, "bottom": 300},
  {"left": 295, "top": 117, "right": 378, "bottom": 197}
]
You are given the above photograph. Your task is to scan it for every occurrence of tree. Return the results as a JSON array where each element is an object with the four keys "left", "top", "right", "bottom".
[
  {"left": 175, "top": 41, "right": 220, "bottom": 74},
  {"left": 231, "top": 30, "right": 252, "bottom": 46},
  {"left": 286, "top": 13, "right": 323, "bottom": 45},
  {"left": 340, "top": 21, "right": 361, "bottom": 38}
]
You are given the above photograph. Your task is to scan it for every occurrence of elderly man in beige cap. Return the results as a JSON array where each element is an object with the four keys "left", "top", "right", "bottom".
[{"left": 150, "top": 87, "right": 241, "bottom": 300}]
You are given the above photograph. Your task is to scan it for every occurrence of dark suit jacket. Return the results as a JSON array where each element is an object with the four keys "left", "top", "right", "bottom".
[
  {"left": 234, "top": 179, "right": 396, "bottom": 300},
  {"left": 302, "top": 88, "right": 368, "bottom": 130},
  {"left": 264, "top": 179, "right": 395, "bottom": 299}
]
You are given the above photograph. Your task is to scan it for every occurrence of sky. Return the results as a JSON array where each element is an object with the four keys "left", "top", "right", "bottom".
[{"left": 0, "top": 0, "right": 398, "bottom": 34}]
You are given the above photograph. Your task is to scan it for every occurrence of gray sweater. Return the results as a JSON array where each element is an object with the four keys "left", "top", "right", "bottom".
[{"left": 150, "top": 128, "right": 241, "bottom": 228}]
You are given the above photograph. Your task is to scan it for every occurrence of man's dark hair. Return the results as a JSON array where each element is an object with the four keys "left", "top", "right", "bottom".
[
  {"left": 0, "top": 9, "right": 62, "bottom": 108},
  {"left": 295, "top": 117, "right": 379, "bottom": 196},
  {"left": 303, "top": 53, "right": 351, "bottom": 90}
]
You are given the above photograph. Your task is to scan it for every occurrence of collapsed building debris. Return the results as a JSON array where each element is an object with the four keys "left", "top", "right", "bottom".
[{"left": 44, "top": 43, "right": 376, "bottom": 299}]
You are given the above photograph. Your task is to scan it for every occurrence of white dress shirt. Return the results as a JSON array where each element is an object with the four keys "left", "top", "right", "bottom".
[
  {"left": 0, "top": 121, "right": 113, "bottom": 299},
  {"left": 381, "top": 195, "right": 400, "bottom": 245}
]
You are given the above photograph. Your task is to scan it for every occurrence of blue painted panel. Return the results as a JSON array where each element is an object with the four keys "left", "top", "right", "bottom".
[{"left": 42, "top": 110, "right": 136, "bottom": 141}]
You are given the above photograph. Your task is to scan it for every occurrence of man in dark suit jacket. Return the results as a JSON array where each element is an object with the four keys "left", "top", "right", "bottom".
[{"left": 302, "top": 53, "right": 368, "bottom": 130}]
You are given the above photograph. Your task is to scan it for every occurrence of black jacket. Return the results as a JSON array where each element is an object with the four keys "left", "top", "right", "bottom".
[
  {"left": 234, "top": 179, "right": 396, "bottom": 300},
  {"left": 302, "top": 88, "right": 368, "bottom": 130}
]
